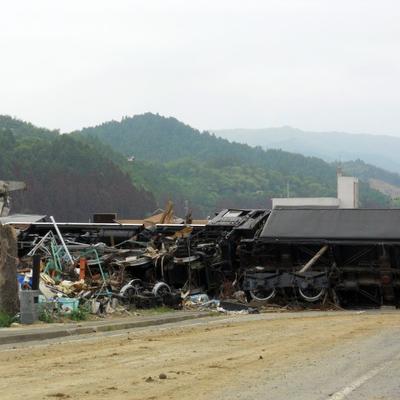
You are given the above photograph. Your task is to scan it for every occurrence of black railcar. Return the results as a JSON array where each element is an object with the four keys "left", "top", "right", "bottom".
[{"left": 241, "top": 207, "right": 400, "bottom": 307}]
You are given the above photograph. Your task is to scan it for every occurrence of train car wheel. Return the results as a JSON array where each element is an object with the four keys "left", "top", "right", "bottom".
[
  {"left": 152, "top": 281, "right": 172, "bottom": 297},
  {"left": 298, "top": 287, "right": 325, "bottom": 302},
  {"left": 249, "top": 288, "right": 276, "bottom": 301}
]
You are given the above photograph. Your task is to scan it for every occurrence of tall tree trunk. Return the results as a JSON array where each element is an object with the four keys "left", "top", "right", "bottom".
[{"left": 0, "top": 225, "right": 19, "bottom": 315}]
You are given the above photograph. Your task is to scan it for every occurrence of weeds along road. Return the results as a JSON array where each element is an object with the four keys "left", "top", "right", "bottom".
[{"left": 0, "top": 311, "right": 399, "bottom": 400}]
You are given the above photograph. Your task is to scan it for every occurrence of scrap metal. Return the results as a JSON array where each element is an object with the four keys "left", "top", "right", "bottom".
[{"left": 9, "top": 206, "right": 400, "bottom": 315}]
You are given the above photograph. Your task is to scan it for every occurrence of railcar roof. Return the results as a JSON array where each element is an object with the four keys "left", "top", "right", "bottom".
[{"left": 260, "top": 207, "right": 400, "bottom": 241}]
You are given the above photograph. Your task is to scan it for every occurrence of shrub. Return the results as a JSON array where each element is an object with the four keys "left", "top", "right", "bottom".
[
  {"left": 0, "top": 312, "right": 14, "bottom": 328},
  {"left": 38, "top": 307, "right": 56, "bottom": 323},
  {"left": 69, "top": 305, "right": 89, "bottom": 321}
]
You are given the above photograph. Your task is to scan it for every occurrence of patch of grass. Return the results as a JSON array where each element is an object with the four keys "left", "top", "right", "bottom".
[
  {"left": 69, "top": 305, "right": 89, "bottom": 321},
  {"left": 37, "top": 303, "right": 91, "bottom": 324},
  {"left": 38, "top": 306, "right": 56, "bottom": 323},
  {"left": 0, "top": 311, "right": 14, "bottom": 328}
]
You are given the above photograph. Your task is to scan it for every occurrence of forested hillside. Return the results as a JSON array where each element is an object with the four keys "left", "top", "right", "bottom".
[
  {"left": 0, "top": 118, "right": 156, "bottom": 221},
  {"left": 77, "top": 114, "right": 337, "bottom": 183},
  {"left": 0, "top": 114, "right": 392, "bottom": 220},
  {"left": 341, "top": 160, "right": 400, "bottom": 187},
  {"left": 75, "top": 113, "right": 390, "bottom": 215}
]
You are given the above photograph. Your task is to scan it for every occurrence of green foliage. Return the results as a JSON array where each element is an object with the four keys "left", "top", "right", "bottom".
[
  {"left": 0, "top": 115, "right": 59, "bottom": 139},
  {"left": 0, "top": 116, "right": 156, "bottom": 221},
  {"left": 38, "top": 304, "right": 89, "bottom": 323},
  {"left": 339, "top": 159, "right": 400, "bottom": 207},
  {"left": 76, "top": 114, "right": 337, "bottom": 184},
  {"left": 77, "top": 113, "right": 390, "bottom": 215},
  {"left": 0, "top": 113, "right": 392, "bottom": 219},
  {"left": 69, "top": 305, "right": 89, "bottom": 321},
  {"left": 0, "top": 311, "right": 14, "bottom": 328},
  {"left": 38, "top": 306, "right": 55, "bottom": 323},
  {"left": 341, "top": 159, "right": 400, "bottom": 187},
  {"left": 358, "top": 181, "right": 391, "bottom": 208}
]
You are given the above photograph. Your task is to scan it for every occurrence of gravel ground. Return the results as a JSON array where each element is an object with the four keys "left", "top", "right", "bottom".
[{"left": 0, "top": 311, "right": 399, "bottom": 400}]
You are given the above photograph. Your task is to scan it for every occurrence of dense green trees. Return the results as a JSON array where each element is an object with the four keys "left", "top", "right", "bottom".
[
  {"left": 340, "top": 160, "right": 400, "bottom": 187},
  {"left": 76, "top": 113, "right": 390, "bottom": 215},
  {"left": 0, "top": 113, "right": 391, "bottom": 220},
  {"left": 0, "top": 123, "right": 156, "bottom": 221}
]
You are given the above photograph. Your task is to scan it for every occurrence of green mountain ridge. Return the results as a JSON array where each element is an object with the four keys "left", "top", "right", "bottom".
[
  {"left": 0, "top": 113, "right": 395, "bottom": 220},
  {"left": 0, "top": 116, "right": 156, "bottom": 221},
  {"left": 340, "top": 159, "right": 400, "bottom": 189},
  {"left": 75, "top": 113, "right": 391, "bottom": 215}
]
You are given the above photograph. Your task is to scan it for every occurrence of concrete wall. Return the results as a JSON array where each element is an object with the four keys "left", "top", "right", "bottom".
[
  {"left": 272, "top": 174, "right": 359, "bottom": 209},
  {"left": 272, "top": 197, "right": 340, "bottom": 208}
]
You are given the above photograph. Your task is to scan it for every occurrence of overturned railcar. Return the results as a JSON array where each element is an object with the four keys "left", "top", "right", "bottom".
[
  {"left": 241, "top": 208, "right": 400, "bottom": 307},
  {"left": 162, "top": 209, "right": 270, "bottom": 294}
]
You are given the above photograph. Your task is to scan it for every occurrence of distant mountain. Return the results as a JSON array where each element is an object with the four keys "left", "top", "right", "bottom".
[
  {"left": 340, "top": 159, "right": 400, "bottom": 188},
  {"left": 213, "top": 126, "right": 400, "bottom": 174},
  {"left": 1, "top": 113, "right": 392, "bottom": 220},
  {"left": 75, "top": 113, "right": 390, "bottom": 214},
  {"left": 0, "top": 117, "right": 156, "bottom": 221}
]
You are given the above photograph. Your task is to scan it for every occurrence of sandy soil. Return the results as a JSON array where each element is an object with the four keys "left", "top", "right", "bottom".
[{"left": 0, "top": 312, "right": 399, "bottom": 400}]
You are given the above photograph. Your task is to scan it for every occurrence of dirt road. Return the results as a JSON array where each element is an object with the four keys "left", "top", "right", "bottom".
[{"left": 0, "top": 311, "right": 399, "bottom": 400}]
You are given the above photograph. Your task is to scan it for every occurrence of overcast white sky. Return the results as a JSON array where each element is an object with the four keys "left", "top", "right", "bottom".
[{"left": 1, "top": 0, "right": 400, "bottom": 134}]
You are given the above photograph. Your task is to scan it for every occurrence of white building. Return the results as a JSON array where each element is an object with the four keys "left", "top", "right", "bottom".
[
  {"left": 337, "top": 174, "right": 359, "bottom": 208},
  {"left": 272, "top": 172, "right": 359, "bottom": 209}
]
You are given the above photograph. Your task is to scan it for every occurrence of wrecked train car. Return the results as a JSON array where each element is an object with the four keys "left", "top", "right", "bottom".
[
  {"left": 241, "top": 208, "right": 400, "bottom": 307},
  {"left": 12, "top": 206, "right": 400, "bottom": 310},
  {"left": 17, "top": 221, "right": 145, "bottom": 254},
  {"left": 145, "top": 209, "right": 270, "bottom": 296},
  {"left": 11, "top": 209, "right": 269, "bottom": 308}
]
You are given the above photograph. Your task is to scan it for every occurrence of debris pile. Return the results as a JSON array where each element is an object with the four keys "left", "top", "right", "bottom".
[
  {"left": 14, "top": 208, "right": 269, "bottom": 317},
  {"left": 10, "top": 205, "right": 400, "bottom": 316}
]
